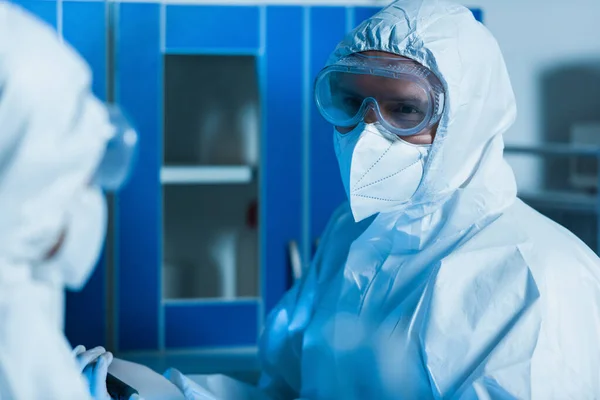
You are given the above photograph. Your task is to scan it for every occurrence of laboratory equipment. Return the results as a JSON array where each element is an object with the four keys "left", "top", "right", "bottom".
[{"left": 106, "top": 373, "right": 140, "bottom": 400}]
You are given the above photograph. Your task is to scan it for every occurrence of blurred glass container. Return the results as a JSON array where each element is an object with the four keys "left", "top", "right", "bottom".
[{"left": 164, "top": 55, "right": 260, "bottom": 167}]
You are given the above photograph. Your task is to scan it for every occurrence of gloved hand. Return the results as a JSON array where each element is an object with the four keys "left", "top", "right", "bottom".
[{"left": 73, "top": 345, "right": 113, "bottom": 400}]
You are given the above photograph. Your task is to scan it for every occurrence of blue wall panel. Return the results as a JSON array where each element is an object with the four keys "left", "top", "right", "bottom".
[
  {"left": 64, "top": 254, "right": 107, "bottom": 348},
  {"left": 62, "top": 1, "right": 108, "bottom": 348},
  {"left": 62, "top": 1, "right": 107, "bottom": 100},
  {"left": 11, "top": 0, "right": 57, "bottom": 28},
  {"left": 166, "top": 6, "right": 260, "bottom": 53},
  {"left": 165, "top": 302, "right": 258, "bottom": 348},
  {"left": 309, "top": 7, "right": 347, "bottom": 250},
  {"left": 263, "top": 6, "right": 303, "bottom": 313},
  {"left": 353, "top": 6, "right": 381, "bottom": 28},
  {"left": 471, "top": 8, "right": 483, "bottom": 22},
  {"left": 116, "top": 3, "right": 161, "bottom": 351}
]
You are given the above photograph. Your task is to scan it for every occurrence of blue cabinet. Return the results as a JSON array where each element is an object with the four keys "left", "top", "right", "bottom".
[{"left": 115, "top": 4, "right": 305, "bottom": 351}]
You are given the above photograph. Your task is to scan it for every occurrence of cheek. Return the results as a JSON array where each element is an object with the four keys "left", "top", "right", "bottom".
[
  {"left": 335, "top": 126, "right": 353, "bottom": 134},
  {"left": 335, "top": 123, "right": 438, "bottom": 143},
  {"left": 402, "top": 129, "right": 435, "bottom": 145},
  {"left": 406, "top": 123, "right": 438, "bottom": 145}
]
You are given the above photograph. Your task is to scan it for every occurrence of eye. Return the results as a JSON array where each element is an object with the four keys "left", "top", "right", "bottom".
[
  {"left": 388, "top": 102, "right": 425, "bottom": 122},
  {"left": 393, "top": 104, "right": 422, "bottom": 114},
  {"left": 341, "top": 95, "right": 363, "bottom": 112},
  {"left": 343, "top": 96, "right": 362, "bottom": 106}
]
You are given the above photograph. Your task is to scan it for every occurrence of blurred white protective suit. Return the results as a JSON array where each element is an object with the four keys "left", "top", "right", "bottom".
[
  {"left": 0, "top": 3, "right": 112, "bottom": 399},
  {"left": 255, "top": 1, "right": 600, "bottom": 399}
]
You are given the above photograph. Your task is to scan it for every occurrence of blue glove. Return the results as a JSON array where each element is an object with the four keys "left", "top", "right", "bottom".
[{"left": 73, "top": 345, "right": 113, "bottom": 400}]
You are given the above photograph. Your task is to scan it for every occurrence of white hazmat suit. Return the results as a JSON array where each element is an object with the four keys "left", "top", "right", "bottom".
[
  {"left": 0, "top": 3, "right": 112, "bottom": 399},
  {"left": 256, "top": 1, "right": 600, "bottom": 399}
]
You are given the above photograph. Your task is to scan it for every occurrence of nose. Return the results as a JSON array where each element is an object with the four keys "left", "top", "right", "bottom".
[{"left": 364, "top": 108, "right": 378, "bottom": 124}]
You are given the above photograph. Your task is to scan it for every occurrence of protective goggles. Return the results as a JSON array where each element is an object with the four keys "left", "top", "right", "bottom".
[
  {"left": 91, "top": 105, "right": 139, "bottom": 192},
  {"left": 314, "top": 53, "right": 445, "bottom": 137}
]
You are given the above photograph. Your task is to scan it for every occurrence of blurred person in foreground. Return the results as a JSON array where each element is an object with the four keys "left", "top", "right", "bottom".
[{"left": 0, "top": 3, "right": 137, "bottom": 399}]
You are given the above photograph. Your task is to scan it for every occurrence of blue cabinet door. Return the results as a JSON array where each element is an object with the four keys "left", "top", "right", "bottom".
[
  {"left": 11, "top": 0, "right": 57, "bottom": 28},
  {"left": 263, "top": 5, "right": 304, "bottom": 315},
  {"left": 115, "top": 2, "right": 162, "bottom": 352},
  {"left": 116, "top": 3, "right": 304, "bottom": 351},
  {"left": 62, "top": 0, "right": 109, "bottom": 350}
]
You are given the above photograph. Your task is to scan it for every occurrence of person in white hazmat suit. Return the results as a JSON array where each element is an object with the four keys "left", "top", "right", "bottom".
[
  {"left": 257, "top": 0, "right": 600, "bottom": 398},
  {"left": 0, "top": 3, "right": 138, "bottom": 399},
  {"left": 81, "top": 0, "right": 600, "bottom": 399}
]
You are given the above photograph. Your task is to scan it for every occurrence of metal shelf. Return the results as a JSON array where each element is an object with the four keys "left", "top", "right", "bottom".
[
  {"left": 518, "top": 191, "right": 597, "bottom": 213},
  {"left": 505, "top": 144, "right": 600, "bottom": 157},
  {"left": 161, "top": 297, "right": 260, "bottom": 305},
  {"left": 161, "top": 166, "right": 253, "bottom": 185},
  {"left": 504, "top": 144, "right": 600, "bottom": 214}
]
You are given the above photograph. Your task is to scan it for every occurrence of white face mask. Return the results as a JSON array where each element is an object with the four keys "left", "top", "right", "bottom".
[
  {"left": 333, "top": 122, "right": 430, "bottom": 222},
  {"left": 36, "top": 187, "right": 107, "bottom": 291}
]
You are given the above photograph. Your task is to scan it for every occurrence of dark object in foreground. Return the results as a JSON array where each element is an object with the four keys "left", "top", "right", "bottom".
[{"left": 107, "top": 372, "right": 139, "bottom": 400}]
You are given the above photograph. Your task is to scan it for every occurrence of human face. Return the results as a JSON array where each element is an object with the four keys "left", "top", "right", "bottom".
[{"left": 333, "top": 51, "right": 440, "bottom": 145}]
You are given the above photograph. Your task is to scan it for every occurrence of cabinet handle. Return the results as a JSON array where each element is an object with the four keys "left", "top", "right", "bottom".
[{"left": 288, "top": 240, "right": 303, "bottom": 280}]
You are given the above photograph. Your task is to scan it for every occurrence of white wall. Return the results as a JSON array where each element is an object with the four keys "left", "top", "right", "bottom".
[{"left": 462, "top": 0, "right": 600, "bottom": 190}]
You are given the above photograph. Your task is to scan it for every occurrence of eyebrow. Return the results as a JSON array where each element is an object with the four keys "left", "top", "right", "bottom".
[
  {"left": 336, "top": 86, "right": 425, "bottom": 104},
  {"left": 382, "top": 95, "right": 426, "bottom": 104},
  {"left": 336, "top": 86, "right": 362, "bottom": 98}
]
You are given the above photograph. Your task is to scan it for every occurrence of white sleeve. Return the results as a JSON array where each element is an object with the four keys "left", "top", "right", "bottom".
[
  {"left": 420, "top": 246, "right": 541, "bottom": 400},
  {"left": 0, "top": 282, "right": 92, "bottom": 400},
  {"left": 257, "top": 203, "right": 352, "bottom": 399}
]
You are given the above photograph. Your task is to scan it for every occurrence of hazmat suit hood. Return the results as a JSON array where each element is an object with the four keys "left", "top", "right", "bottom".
[
  {"left": 329, "top": 0, "right": 518, "bottom": 224},
  {"left": 0, "top": 3, "right": 110, "bottom": 283}
]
